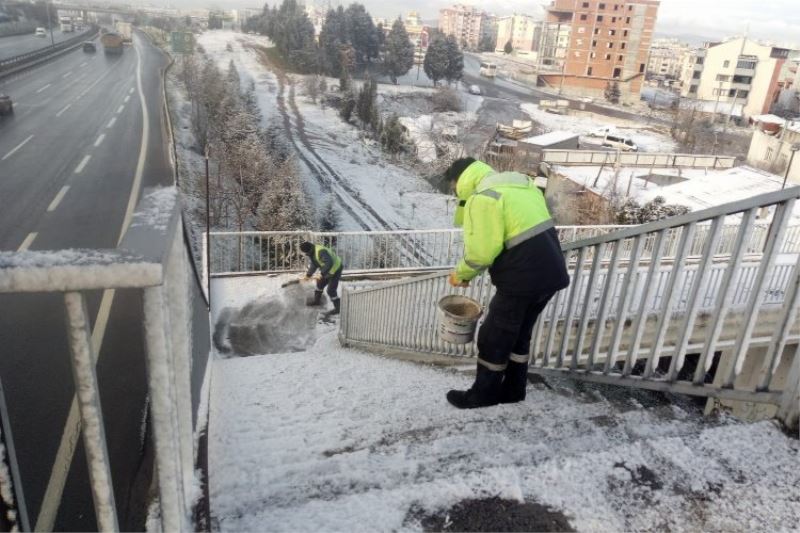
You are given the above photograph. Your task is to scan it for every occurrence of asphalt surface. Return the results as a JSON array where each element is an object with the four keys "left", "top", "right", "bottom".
[
  {"left": 0, "top": 31, "right": 172, "bottom": 530},
  {"left": 0, "top": 28, "right": 76, "bottom": 61}
]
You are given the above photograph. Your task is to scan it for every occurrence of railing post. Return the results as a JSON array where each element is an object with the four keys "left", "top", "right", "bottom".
[
  {"left": 777, "top": 342, "right": 800, "bottom": 432},
  {"left": 63, "top": 292, "right": 119, "bottom": 532}
]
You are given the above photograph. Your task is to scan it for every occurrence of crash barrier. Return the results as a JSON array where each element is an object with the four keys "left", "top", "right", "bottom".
[
  {"left": 205, "top": 222, "right": 800, "bottom": 279},
  {"left": 0, "top": 187, "right": 209, "bottom": 531},
  {"left": 0, "top": 25, "right": 97, "bottom": 79},
  {"left": 339, "top": 187, "right": 800, "bottom": 430},
  {"left": 541, "top": 150, "right": 737, "bottom": 168}
]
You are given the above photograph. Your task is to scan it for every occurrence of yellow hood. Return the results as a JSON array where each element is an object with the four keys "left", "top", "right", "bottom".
[{"left": 454, "top": 161, "right": 494, "bottom": 227}]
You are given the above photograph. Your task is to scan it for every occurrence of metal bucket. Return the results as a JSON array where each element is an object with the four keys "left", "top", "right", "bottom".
[{"left": 437, "top": 294, "right": 482, "bottom": 345}]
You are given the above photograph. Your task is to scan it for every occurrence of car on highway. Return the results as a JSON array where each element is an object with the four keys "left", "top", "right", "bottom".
[
  {"left": 83, "top": 41, "right": 97, "bottom": 52},
  {"left": 602, "top": 134, "right": 638, "bottom": 152},
  {"left": 468, "top": 84, "right": 481, "bottom": 95},
  {"left": 0, "top": 94, "right": 13, "bottom": 116},
  {"left": 35, "top": 27, "right": 47, "bottom": 37}
]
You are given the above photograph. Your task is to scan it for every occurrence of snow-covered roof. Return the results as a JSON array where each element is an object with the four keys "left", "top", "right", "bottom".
[
  {"left": 519, "top": 130, "right": 579, "bottom": 147},
  {"left": 682, "top": 99, "right": 744, "bottom": 117},
  {"left": 553, "top": 164, "right": 795, "bottom": 214},
  {"left": 750, "top": 114, "right": 786, "bottom": 125}
]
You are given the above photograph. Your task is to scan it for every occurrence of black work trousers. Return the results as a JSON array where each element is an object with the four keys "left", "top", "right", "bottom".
[
  {"left": 316, "top": 268, "right": 342, "bottom": 299},
  {"left": 477, "top": 290, "right": 555, "bottom": 365}
]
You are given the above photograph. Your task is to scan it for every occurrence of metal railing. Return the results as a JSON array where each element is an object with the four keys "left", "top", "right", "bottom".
[
  {"left": 0, "top": 25, "right": 98, "bottom": 79},
  {"left": 205, "top": 222, "right": 800, "bottom": 277},
  {"left": 0, "top": 187, "right": 206, "bottom": 531},
  {"left": 339, "top": 187, "right": 800, "bottom": 429},
  {"left": 541, "top": 150, "right": 737, "bottom": 168}
]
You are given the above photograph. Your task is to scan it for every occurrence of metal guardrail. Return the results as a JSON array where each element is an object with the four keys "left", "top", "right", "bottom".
[
  {"left": 0, "top": 188, "right": 203, "bottom": 531},
  {"left": 205, "top": 222, "right": 800, "bottom": 277},
  {"left": 0, "top": 25, "right": 98, "bottom": 78},
  {"left": 541, "top": 150, "right": 737, "bottom": 168},
  {"left": 338, "top": 187, "right": 800, "bottom": 430}
]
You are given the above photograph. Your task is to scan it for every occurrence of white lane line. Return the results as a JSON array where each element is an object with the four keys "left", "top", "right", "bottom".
[
  {"left": 107, "top": 117, "right": 117, "bottom": 128},
  {"left": 116, "top": 104, "right": 124, "bottom": 114},
  {"left": 55, "top": 103, "right": 71, "bottom": 117},
  {"left": 79, "top": 61, "right": 87, "bottom": 67},
  {"left": 63, "top": 71, "right": 73, "bottom": 78},
  {"left": 47, "top": 186, "right": 70, "bottom": 212},
  {"left": 35, "top": 83, "right": 52, "bottom": 94},
  {"left": 94, "top": 133, "right": 106, "bottom": 147},
  {"left": 123, "top": 94, "right": 130, "bottom": 103},
  {"left": 74, "top": 155, "right": 91, "bottom": 174},
  {"left": 1, "top": 134, "right": 34, "bottom": 161},
  {"left": 35, "top": 41, "right": 149, "bottom": 532},
  {"left": 17, "top": 232, "right": 37, "bottom": 252},
  {"left": 128, "top": 87, "right": 134, "bottom": 94}
]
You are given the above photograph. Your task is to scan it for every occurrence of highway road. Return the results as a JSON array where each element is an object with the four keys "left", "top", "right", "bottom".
[
  {"left": 0, "top": 28, "right": 76, "bottom": 61},
  {"left": 0, "top": 31, "right": 171, "bottom": 531}
]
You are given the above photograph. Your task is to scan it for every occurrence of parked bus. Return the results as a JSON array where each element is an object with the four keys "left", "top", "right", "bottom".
[{"left": 479, "top": 62, "right": 497, "bottom": 78}]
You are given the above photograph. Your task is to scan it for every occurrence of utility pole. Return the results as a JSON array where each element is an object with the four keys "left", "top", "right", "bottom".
[
  {"left": 782, "top": 143, "right": 800, "bottom": 189},
  {"left": 46, "top": 0, "right": 55, "bottom": 46},
  {"left": 205, "top": 145, "right": 212, "bottom": 307}
]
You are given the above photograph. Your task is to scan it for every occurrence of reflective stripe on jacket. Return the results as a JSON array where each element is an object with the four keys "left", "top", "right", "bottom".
[{"left": 454, "top": 163, "right": 554, "bottom": 282}]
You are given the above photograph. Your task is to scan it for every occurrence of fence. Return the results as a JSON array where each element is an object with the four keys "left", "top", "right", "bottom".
[
  {"left": 541, "top": 150, "right": 737, "bottom": 168},
  {"left": 206, "top": 222, "right": 800, "bottom": 277},
  {"left": 338, "top": 187, "right": 800, "bottom": 429},
  {"left": 0, "top": 188, "right": 207, "bottom": 531},
  {"left": 0, "top": 25, "right": 97, "bottom": 79}
]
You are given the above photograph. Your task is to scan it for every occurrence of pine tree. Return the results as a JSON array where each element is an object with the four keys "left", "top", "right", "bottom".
[
  {"left": 319, "top": 195, "right": 340, "bottom": 231},
  {"left": 380, "top": 114, "right": 409, "bottom": 154},
  {"left": 423, "top": 35, "right": 449, "bottom": 86},
  {"left": 503, "top": 40, "right": 513, "bottom": 54},
  {"left": 383, "top": 18, "right": 415, "bottom": 84},
  {"left": 227, "top": 59, "right": 241, "bottom": 93},
  {"left": 356, "top": 78, "right": 377, "bottom": 130},
  {"left": 339, "top": 89, "right": 356, "bottom": 123},
  {"left": 604, "top": 81, "right": 621, "bottom": 104},
  {"left": 444, "top": 35, "right": 464, "bottom": 84}
]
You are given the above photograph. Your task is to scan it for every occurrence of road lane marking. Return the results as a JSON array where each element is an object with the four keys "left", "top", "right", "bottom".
[
  {"left": 124, "top": 95, "right": 130, "bottom": 103},
  {"left": 79, "top": 61, "right": 87, "bottom": 67},
  {"left": 17, "top": 232, "right": 37, "bottom": 252},
  {"left": 1, "top": 134, "right": 34, "bottom": 160},
  {"left": 35, "top": 83, "right": 52, "bottom": 93},
  {"left": 35, "top": 40, "right": 148, "bottom": 532},
  {"left": 47, "top": 186, "right": 70, "bottom": 212},
  {"left": 55, "top": 103, "right": 72, "bottom": 117},
  {"left": 116, "top": 104, "right": 124, "bottom": 114},
  {"left": 107, "top": 117, "right": 117, "bottom": 128},
  {"left": 94, "top": 133, "right": 106, "bottom": 147},
  {"left": 63, "top": 71, "right": 73, "bottom": 78},
  {"left": 128, "top": 87, "right": 134, "bottom": 94},
  {"left": 74, "top": 154, "right": 91, "bottom": 174}
]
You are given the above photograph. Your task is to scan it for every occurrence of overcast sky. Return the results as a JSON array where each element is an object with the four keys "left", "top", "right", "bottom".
[{"left": 193, "top": 0, "right": 799, "bottom": 46}]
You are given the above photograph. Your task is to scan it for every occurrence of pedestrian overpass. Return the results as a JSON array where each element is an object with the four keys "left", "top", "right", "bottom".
[{"left": 0, "top": 186, "right": 798, "bottom": 530}]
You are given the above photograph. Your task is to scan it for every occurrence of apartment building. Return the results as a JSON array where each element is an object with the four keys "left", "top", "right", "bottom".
[
  {"left": 495, "top": 14, "right": 542, "bottom": 54},
  {"left": 538, "top": 0, "right": 660, "bottom": 103},
  {"left": 438, "top": 4, "right": 488, "bottom": 50},
  {"left": 747, "top": 116, "right": 800, "bottom": 185},
  {"left": 681, "top": 37, "right": 790, "bottom": 120},
  {"left": 647, "top": 38, "right": 692, "bottom": 80}
]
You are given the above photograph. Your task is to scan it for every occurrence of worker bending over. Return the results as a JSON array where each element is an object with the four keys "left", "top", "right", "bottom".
[{"left": 300, "top": 241, "right": 343, "bottom": 314}]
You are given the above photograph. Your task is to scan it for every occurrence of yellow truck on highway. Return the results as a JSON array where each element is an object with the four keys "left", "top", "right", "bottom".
[{"left": 101, "top": 32, "right": 124, "bottom": 54}]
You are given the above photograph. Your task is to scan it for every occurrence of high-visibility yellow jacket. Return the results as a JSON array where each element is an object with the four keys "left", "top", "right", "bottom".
[
  {"left": 453, "top": 162, "right": 566, "bottom": 294},
  {"left": 307, "top": 244, "right": 342, "bottom": 278}
]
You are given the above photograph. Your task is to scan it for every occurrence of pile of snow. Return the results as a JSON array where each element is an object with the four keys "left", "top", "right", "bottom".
[
  {"left": 207, "top": 275, "right": 800, "bottom": 532},
  {"left": 521, "top": 102, "right": 678, "bottom": 153}
]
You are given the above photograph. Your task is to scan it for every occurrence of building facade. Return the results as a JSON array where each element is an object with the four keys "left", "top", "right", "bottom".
[
  {"left": 495, "top": 14, "right": 542, "bottom": 54},
  {"left": 682, "top": 37, "right": 790, "bottom": 120},
  {"left": 747, "top": 116, "right": 800, "bottom": 185},
  {"left": 438, "top": 4, "right": 489, "bottom": 50},
  {"left": 646, "top": 38, "right": 692, "bottom": 80},
  {"left": 537, "top": 0, "right": 660, "bottom": 103}
]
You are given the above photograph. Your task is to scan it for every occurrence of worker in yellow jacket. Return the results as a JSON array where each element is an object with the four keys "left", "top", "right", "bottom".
[{"left": 445, "top": 158, "right": 569, "bottom": 409}]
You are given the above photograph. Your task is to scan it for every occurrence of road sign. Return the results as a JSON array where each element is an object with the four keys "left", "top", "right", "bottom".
[{"left": 170, "top": 31, "right": 194, "bottom": 54}]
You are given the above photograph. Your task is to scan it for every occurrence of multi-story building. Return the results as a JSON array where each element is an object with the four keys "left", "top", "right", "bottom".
[
  {"left": 537, "top": 0, "right": 660, "bottom": 103},
  {"left": 404, "top": 11, "right": 430, "bottom": 53},
  {"left": 646, "top": 38, "right": 691, "bottom": 80},
  {"left": 682, "top": 37, "right": 790, "bottom": 120},
  {"left": 747, "top": 116, "right": 800, "bottom": 185},
  {"left": 495, "top": 14, "right": 542, "bottom": 54},
  {"left": 438, "top": 4, "right": 488, "bottom": 50}
]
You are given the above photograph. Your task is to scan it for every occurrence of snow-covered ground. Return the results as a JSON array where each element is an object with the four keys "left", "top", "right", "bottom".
[
  {"left": 207, "top": 275, "right": 800, "bottom": 532},
  {"left": 521, "top": 102, "right": 679, "bottom": 153},
  {"left": 197, "top": 31, "right": 455, "bottom": 231}
]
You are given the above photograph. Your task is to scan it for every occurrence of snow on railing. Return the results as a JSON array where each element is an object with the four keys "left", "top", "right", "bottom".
[
  {"left": 0, "top": 187, "right": 204, "bottom": 532},
  {"left": 541, "top": 150, "right": 737, "bottom": 168},
  {"left": 205, "top": 222, "right": 800, "bottom": 277},
  {"left": 339, "top": 187, "right": 800, "bottom": 430}
]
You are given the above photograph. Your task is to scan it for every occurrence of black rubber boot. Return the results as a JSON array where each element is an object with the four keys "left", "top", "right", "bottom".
[
  {"left": 499, "top": 360, "right": 529, "bottom": 404},
  {"left": 331, "top": 297, "right": 341, "bottom": 314},
  {"left": 446, "top": 364, "right": 504, "bottom": 409},
  {"left": 306, "top": 290, "right": 323, "bottom": 307}
]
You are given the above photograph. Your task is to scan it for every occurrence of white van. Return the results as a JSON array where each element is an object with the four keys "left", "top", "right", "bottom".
[
  {"left": 35, "top": 27, "right": 47, "bottom": 37},
  {"left": 602, "top": 134, "right": 638, "bottom": 152}
]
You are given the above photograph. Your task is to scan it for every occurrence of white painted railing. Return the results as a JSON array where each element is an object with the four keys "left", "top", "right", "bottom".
[
  {"left": 205, "top": 223, "right": 800, "bottom": 277},
  {"left": 541, "top": 150, "right": 737, "bottom": 168},
  {"left": 0, "top": 188, "right": 206, "bottom": 532},
  {"left": 339, "top": 187, "right": 800, "bottom": 430}
]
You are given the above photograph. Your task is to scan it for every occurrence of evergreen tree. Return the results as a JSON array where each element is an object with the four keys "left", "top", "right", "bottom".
[
  {"left": 444, "top": 35, "right": 464, "bottom": 84},
  {"left": 356, "top": 78, "right": 378, "bottom": 130},
  {"left": 604, "top": 81, "right": 621, "bottom": 104},
  {"left": 339, "top": 89, "right": 357, "bottom": 122},
  {"left": 227, "top": 60, "right": 241, "bottom": 93},
  {"left": 344, "top": 3, "right": 380, "bottom": 66},
  {"left": 423, "top": 35, "right": 449, "bottom": 86},
  {"left": 319, "top": 6, "right": 347, "bottom": 76},
  {"left": 383, "top": 18, "right": 415, "bottom": 84},
  {"left": 319, "top": 195, "right": 340, "bottom": 231},
  {"left": 380, "top": 114, "right": 409, "bottom": 154},
  {"left": 478, "top": 33, "right": 495, "bottom": 52},
  {"left": 503, "top": 40, "right": 513, "bottom": 54}
]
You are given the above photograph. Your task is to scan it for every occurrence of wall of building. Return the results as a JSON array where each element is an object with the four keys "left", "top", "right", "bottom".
[
  {"left": 747, "top": 126, "right": 800, "bottom": 185},
  {"left": 495, "top": 14, "right": 540, "bottom": 53}
]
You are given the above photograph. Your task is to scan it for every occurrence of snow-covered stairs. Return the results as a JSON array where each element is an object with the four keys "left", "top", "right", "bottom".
[{"left": 207, "top": 332, "right": 800, "bottom": 532}]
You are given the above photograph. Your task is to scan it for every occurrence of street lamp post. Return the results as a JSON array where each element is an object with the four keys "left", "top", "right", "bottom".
[
  {"left": 782, "top": 143, "right": 800, "bottom": 189},
  {"left": 46, "top": 0, "right": 55, "bottom": 46}
]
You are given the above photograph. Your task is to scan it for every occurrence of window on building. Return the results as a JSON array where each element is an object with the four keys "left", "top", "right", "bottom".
[
  {"left": 588, "top": 66, "right": 593, "bottom": 75},
  {"left": 696, "top": 57, "right": 704, "bottom": 65},
  {"left": 613, "top": 67, "right": 621, "bottom": 78},
  {"left": 594, "top": 28, "right": 600, "bottom": 34},
  {"left": 582, "top": 1, "right": 590, "bottom": 6},
  {"left": 716, "top": 74, "right": 730, "bottom": 82},
  {"left": 766, "top": 148, "right": 774, "bottom": 161},
  {"left": 592, "top": 40, "right": 597, "bottom": 47},
  {"left": 577, "top": 39, "right": 583, "bottom": 45},
  {"left": 723, "top": 60, "right": 730, "bottom": 68},
  {"left": 689, "top": 85, "right": 697, "bottom": 93},
  {"left": 621, "top": 42, "right": 626, "bottom": 49},
  {"left": 737, "top": 59, "right": 757, "bottom": 69},
  {"left": 692, "top": 71, "right": 701, "bottom": 79},
  {"left": 733, "top": 75, "right": 752, "bottom": 84},
  {"left": 639, "top": 63, "right": 645, "bottom": 73},
  {"left": 628, "top": 5, "right": 633, "bottom": 10},
  {"left": 609, "top": 29, "right": 616, "bottom": 36},
  {"left": 623, "top": 29, "right": 628, "bottom": 36},
  {"left": 607, "top": 42, "right": 614, "bottom": 48},
  {"left": 618, "top": 54, "right": 623, "bottom": 60},
  {"left": 614, "top": 4, "right": 619, "bottom": 10},
  {"left": 612, "top": 17, "right": 617, "bottom": 23},
  {"left": 626, "top": 16, "right": 631, "bottom": 23},
  {"left": 578, "top": 27, "right": 586, "bottom": 33},
  {"left": 599, "top": 3, "right": 606, "bottom": 8},
  {"left": 605, "top": 53, "right": 611, "bottom": 59},
  {"left": 597, "top": 15, "right": 604, "bottom": 22}
]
